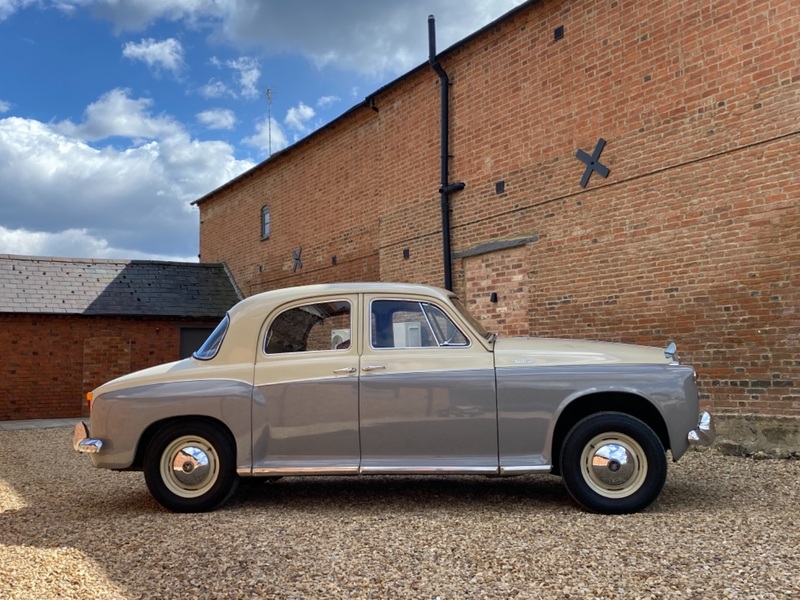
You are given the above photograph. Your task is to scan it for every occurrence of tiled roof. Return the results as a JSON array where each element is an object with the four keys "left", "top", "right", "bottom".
[{"left": 0, "top": 255, "right": 242, "bottom": 317}]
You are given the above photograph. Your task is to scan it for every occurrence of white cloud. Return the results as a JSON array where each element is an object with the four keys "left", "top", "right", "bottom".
[
  {"left": 199, "top": 79, "right": 230, "bottom": 99},
  {"left": 196, "top": 108, "right": 236, "bottom": 130},
  {"left": 226, "top": 56, "right": 261, "bottom": 99},
  {"left": 0, "top": 0, "right": 36, "bottom": 21},
  {"left": 242, "top": 117, "right": 287, "bottom": 156},
  {"left": 0, "top": 226, "right": 197, "bottom": 261},
  {"left": 316, "top": 95, "right": 340, "bottom": 109},
  {"left": 206, "top": 55, "right": 261, "bottom": 100},
  {"left": 54, "top": 88, "right": 181, "bottom": 141},
  {"left": 65, "top": 0, "right": 215, "bottom": 31},
  {"left": 0, "top": 105, "right": 254, "bottom": 258},
  {"left": 0, "top": 99, "right": 10, "bottom": 113},
  {"left": 284, "top": 102, "right": 315, "bottom": 132},
  {"left": 212, "top": 0, "right": 528, "bottom": 77},
  {"left": 122, "top": 37, "right": 184, "bottom": 74}
]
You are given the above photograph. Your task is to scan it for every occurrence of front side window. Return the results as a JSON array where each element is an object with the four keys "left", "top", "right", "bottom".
[
  {"left": 261, "top": 205, "right": 270, "bottom": 239},
  {"left": 193, "top": 315, "right": 230, "bottom": 360},
  {"left": 265, "top": 301, "right": 351, "bottom": 354},
  {"left": 422, "top": 303, "right": 469, "bottom": 346},
  {"left": 370, "top": 300, "right": 469, "bottom": 349}
]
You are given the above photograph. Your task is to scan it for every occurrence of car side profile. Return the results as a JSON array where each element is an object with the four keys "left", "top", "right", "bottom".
[{"left": 74, "top": 282, "right": 715, "bottom": 514}]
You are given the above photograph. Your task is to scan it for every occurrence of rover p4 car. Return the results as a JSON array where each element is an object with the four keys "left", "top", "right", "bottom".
[{"left": 74, "top": 283, "right": 715, "bottom": 514}]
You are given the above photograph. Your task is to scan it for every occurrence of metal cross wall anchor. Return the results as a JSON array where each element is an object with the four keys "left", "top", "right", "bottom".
[
  {"left": 576, "top": 138, "right": 610, "bottom": 188},
  {"left": 292, "top": 247, "right": 303, "bottom": 272}
]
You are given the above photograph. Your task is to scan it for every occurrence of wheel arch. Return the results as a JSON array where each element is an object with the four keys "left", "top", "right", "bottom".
[
  {"left": 131, "top": 415, "right": 237, "bottom": 471},
  {"left": 550, "top": 392, "right": 670, "bottom": 473}
]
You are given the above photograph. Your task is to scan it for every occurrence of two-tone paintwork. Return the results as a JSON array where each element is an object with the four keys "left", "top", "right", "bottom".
[{"left": 81, "top": 282, "right": 705, "bottom": 477}]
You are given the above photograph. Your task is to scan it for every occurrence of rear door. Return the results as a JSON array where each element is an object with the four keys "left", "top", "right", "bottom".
[
  {"left": 251, "top": 295, "right": 360, "bottom": 474},
  {"left": 358, "top": 294, "right": 498, "bottom": 472}
]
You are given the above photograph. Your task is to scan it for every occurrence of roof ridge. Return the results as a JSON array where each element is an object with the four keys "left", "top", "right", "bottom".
[{"left": 0, "top": 254, "right": 227, "bottom": 268}]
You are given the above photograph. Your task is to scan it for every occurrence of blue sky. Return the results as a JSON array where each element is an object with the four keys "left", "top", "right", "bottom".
[{"left": 0, "top": 0, "right": 524, "bottom": 261}]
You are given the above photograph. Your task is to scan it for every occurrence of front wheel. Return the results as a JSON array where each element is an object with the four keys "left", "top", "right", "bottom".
[
  {"left": 560, "top": 412, "right": 667, "bottom": 514},
  {"left": 144, "top": 420, "right": 239, "bottom": 513}
]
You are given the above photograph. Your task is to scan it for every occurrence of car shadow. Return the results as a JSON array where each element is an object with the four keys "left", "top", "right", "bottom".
[{"left": 230, "top": 473, "right": 573, "bottom": 515}]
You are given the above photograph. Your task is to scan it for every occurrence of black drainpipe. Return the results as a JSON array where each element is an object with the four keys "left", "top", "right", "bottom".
[{"left": 428, "top": 15, "right": 465, "bottom": 291}]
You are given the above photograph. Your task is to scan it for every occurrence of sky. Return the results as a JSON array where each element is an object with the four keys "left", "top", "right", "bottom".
[{"left": 0, "top": 0, "right": 526, "bottom": 262}]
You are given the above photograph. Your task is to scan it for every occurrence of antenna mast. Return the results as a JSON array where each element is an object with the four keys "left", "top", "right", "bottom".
[{"left": 265, "top": 87, "right": 273, "bottom": 156}]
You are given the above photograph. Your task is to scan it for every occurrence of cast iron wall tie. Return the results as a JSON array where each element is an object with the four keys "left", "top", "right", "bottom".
[
  {"left": 292, "top": 247, "right": 303, "bottom": 272},
  {"left": 576, "top": 139, "right": 610, "bottom": 188}
]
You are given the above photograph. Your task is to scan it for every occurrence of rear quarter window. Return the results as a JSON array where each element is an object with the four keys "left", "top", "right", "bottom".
[{"left": 193, "top": 315, "right": 230, "bottom": 360}]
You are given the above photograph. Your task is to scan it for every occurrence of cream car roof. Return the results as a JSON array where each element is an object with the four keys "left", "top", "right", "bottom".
[{"left": 230, "top": 283, "right": 458, "bottom": 319}]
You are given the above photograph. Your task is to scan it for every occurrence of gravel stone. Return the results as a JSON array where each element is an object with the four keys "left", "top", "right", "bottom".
[{"left": 1, "top": 429, "right": 799, "bottom": 599}]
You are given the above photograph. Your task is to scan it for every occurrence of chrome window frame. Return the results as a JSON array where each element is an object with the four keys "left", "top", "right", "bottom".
[
  {"left": 262, "top": 298, "right": 353, "bottom": 356},
  {"left": 368, "top": 298, "right": 472, "bottom": 351}
]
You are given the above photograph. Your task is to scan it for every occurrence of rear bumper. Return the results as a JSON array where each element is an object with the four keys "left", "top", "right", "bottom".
[
  {"left": 73, "top": 421, "right": 103, "bottom": 453},
  {"left": 687, "top": 411, "right": 715, "bottom": 447}
]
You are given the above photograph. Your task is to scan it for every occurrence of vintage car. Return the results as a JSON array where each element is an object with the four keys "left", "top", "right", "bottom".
[{"left": 74, "top": 283, "right": 714, "bottom": 514}]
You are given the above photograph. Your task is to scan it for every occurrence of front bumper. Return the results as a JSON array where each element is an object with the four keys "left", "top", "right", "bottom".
[
  {"left": 687, "top": 411, "right": 715, "bottom": 446},
  {"left": 73, "top": 421, "right": 103, "bottom": 453}
]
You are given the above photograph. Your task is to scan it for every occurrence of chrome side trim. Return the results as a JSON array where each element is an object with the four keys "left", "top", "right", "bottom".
[
  {"left": 687, "top": 411, "right": 716, "bottom": 446},
  {"left": 246, "top": 466, "right": 505, "bottom": 476},
  {"left": 250, "top": 466, "right": 360, "bottom": 476},
  {"left": 499, "top": 465, "right": 552, "bottom": 475},
  {"left": 72, "top": 422, "right": 103, "bottom": 454},
  {"left": 359, "top": 466, "right": 499, "bottom": 475}
]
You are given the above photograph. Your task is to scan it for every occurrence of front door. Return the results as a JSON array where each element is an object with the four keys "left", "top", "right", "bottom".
[
  {"left": 251, "top": 295, "right": 360, "bottom": 474},
  {"left": 358, "top": 295, "right": 498, "bottom": 473}
]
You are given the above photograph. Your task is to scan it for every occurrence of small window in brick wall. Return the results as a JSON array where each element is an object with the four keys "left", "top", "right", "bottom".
[{"left": 261, "top": 205, "right": 270, "bottom": 240}]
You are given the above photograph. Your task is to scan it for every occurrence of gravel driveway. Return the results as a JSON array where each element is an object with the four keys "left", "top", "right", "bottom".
[{"left": 1, "top": 427, "right": 798, "bottom": 599}]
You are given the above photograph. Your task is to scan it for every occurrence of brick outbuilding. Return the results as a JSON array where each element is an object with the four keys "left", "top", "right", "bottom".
[
  {"left": 193, "top": 0, "right": 799, "bottom": 451},
  {"left": 0, "top": 255, "right": 241, "bottom": 420}
]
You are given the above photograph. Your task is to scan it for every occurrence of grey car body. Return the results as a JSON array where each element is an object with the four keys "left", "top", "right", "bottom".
[{"left": 75, "top": 282, "right": 714, "bottom": 513}]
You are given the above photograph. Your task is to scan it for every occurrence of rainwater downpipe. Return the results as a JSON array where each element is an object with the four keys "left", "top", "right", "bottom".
[{"left": 428, "top": 15, "right": 465, "bottom": 291}]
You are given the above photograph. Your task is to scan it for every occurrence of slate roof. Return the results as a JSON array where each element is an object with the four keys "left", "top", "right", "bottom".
[{"left": 0, "top": 255, "right": 242, "bottom": 317}]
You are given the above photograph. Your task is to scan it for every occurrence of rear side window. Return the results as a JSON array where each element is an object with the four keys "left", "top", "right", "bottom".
[
  {"left": 193, "top": 315, "right": 230, "bottom": 360},
  {"left": 265, "top": 301, "right": 351, "bottom": 353}
]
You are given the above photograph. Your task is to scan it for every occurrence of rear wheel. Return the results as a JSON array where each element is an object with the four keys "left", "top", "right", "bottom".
[
  {"left": 144, "top": 420, "right": 238, "bottom": 513},
  {"left": 560, "top": 412, "right": 666, "bottom": 514}
]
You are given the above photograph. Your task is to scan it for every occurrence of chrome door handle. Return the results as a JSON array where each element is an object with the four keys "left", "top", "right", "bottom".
[
  {"left": 361, "top": 365, "right": 386, "bottom": 372},
  {"left": 333, "top": 367, "right": 357, "bottom": 374}
]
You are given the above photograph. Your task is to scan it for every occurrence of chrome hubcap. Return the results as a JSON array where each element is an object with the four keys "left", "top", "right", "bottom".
[
  {"left": 161, "top": 436, "right": 219, "bottom": 498},
  {"left": 590, "top": 443, "right": 636, "bottom": 487},
  {"left": 171, "top": 446, "right": 211, "bottom": 487},
  {"left": 580, "top": 432, "right": 647, "bottom": 498}
]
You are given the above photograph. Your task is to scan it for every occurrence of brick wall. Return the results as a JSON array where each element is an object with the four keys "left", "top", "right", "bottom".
[
  {"left": 197, "top": 0, "right": 800, "bottom": 418},
  {"left": 198, "top": 108, "right": 385, "bottom": 295},
  {"left": 0, "top": 314, "right": 215, "bottom": 420},
  {"left": 462, "top": 245, "right": 530, "bottom": 337}
]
